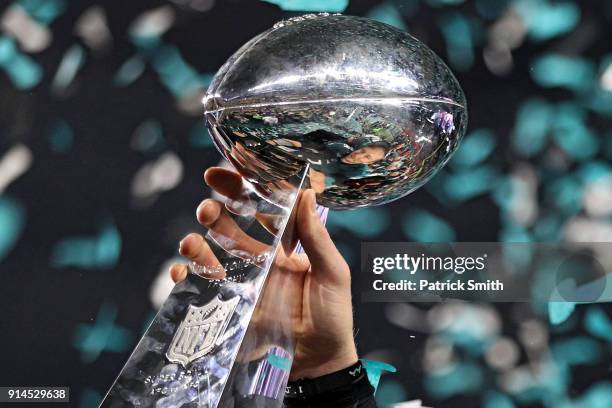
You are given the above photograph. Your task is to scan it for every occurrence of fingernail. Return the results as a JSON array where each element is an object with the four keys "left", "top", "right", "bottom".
[
  {"left": 197, "top": 200, "right": 215, "bottom": 221},
  {"left": 197, "top": 199, "right": 211, "bottom": 212},
  {"left": 179, "top": 235, "right": 192, "bottom": 254}
]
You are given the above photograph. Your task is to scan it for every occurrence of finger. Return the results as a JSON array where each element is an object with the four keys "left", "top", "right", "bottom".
[
  {"left": 204, "top": 167, "right": 281, "bottom": 235},
  {"left": 178, "top": 233, "right": 226, "bottom": 279},
  {"left": 296, "top": 189, "right": 350, "bottom": 283},
  {"left": 204, "top": 167, "right": 244, "bottom": 200},
  {"left": 169, "top": 263, "right": 188, "bottom": 283},
  {"left": 196, "top": 199, "right": 269, "bottom": 257}
]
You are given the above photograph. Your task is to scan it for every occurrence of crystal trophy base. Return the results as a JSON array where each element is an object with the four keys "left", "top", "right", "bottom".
[{"left": 101, "top": 166, "right": 309, "bottom": 408}]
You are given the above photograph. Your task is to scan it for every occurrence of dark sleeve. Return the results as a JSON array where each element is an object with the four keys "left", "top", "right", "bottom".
[{"left": 283, "top": 363, "right": 377, "bottom": 408}]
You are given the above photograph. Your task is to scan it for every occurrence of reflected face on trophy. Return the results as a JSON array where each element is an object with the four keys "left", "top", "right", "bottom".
[
  {"left": 340, "top": 144, "right": 389, "bottom": 165},
  {"left": 204, "top": 14, "right": 467, "bottom": 209}
]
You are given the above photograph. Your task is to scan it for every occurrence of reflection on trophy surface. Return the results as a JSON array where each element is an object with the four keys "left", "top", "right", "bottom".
[
  {"left": 102, "top": 13, "right": 466, "bottom": 408},
  {"left": 205, "top": 13, "right": 466, "bottom": 209}
]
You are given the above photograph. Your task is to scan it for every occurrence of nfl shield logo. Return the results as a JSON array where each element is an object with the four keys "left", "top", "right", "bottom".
[{"left": 166, "top": 296, "right": 240, "bottom": 367}]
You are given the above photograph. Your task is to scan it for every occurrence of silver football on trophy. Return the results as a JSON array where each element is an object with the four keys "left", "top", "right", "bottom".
[{"left": 204, "top": 14, "right": 467, "bottom": 210}]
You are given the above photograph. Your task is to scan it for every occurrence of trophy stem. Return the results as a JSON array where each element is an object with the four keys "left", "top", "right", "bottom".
[{"left": 101, "top": 166, "right": 310, "bottom": 408}]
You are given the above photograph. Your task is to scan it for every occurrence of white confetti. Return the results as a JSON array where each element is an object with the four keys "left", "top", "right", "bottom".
[
  {"left": 0, "top": 144, "right": 32, "bottom": 193},
  {"left": 1, "top": 5, "right": 51, "bottom": 52}
]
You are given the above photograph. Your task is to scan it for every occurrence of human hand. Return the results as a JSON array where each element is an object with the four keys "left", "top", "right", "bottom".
[{"left": 169, "top": 167, "right": 358, "bottom": 379}]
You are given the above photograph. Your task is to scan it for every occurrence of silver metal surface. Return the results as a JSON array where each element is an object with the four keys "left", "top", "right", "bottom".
[
  {"left": 205, "top": 13, "right": 467, "bottom": 209},
  {"left": 166, "top": 296, "right": 240, "bottom": 367}
]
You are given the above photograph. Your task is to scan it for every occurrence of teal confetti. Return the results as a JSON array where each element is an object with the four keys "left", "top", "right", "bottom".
[
  {"left": 531, "top": 259, "right": 559, "bottom": 303},
  {"left": 261, "top": 0, "right": 349, "bottom": 12},
  {"left": 512, "top": 98, "right": 552, "bottom": 157},
  {"left": 511, "top": 363, "right": 569, "bottom": 404},
  {"left": 545, "top": 175, "right": 583, "bottom": 215},
  {"left": 533, "top": 214, "right": 561, "bottom": 241},
  {"left": 584, "top": 87, "right": 612, "bottom": 116},
  {"left": 499, "top": 224, "right": 532, "bottom": 243},
  {"left": 531, "top": 54, "right": 594, "bottom": 92},
  {"left": 425, "top": 362, "right": 483, "bottom": 398},
  {"left": 50, "top": 222, "right": 122, "bottom": 269},
  {"left": 328, "top": 207, "right": 390, "bottom": 238},
  {"left": 189, "top": 123, "right": 214, "bottom": 148},
  {"left": 403, "top": 208, "right": 456, "bottom": 242},
  {"left": 560, "top": 382, "right": 612, "bottom": 408},
  {"left": 438, "top": 12, "right": 475, "bottom": 71},
  {"left": 427, "top": 0, "right": 466, "bottom": 6},
  {"left": 79, "top": 389, "right": 101, "bottom": 408},
  {"left": 367, "top": 3, "right": 407, "bottom": 30},
  {"left": 575, "top": 161, "right": 611, "bottom": 184},
  {"left": 492, "top": 177, "right": 515, "bottom": 211},
  {"left": 548, "top": 302, "right": 576, "bottom": 325},
  {"left": 19, "top": 0, "right": 67, "bottom": 24},
  {"left": 6, "top": 53, "right": 43, "bottom": 89},
  {"left": 72, "top": 302, "right": 133, "bottom": 363},
  {"left": 361, "top": 360, "right": 397, "bottom": 392},
  {"left": 393, "top": 1, "right": 419, "bottom": 18},
  {"left": 514, "top": 0, "right": 579, "bottom": 42},
  {"left": 584, "top": 306, "right": 612, "bottom": 342},
  {"left": 595, "top": 54, "right": 612, "bottom": 86},
  {"left": 150, "top": 44, "right": 205, "bottom": 97},
  {"left": 501, "top": 233, "right": 533, "bottom": 273},
  {"left": 374, "top": 379, "right": 406, "bottom": 406},
  {"left": 0, "top": 196, "right": 26, "bottom": 262},
  {"left": 267, "top": 354, "right": 292, "bottom": 371},
  {"left": 113, "top": 56, "right": 146, "bottom": 87},
  {"left": 551, "top": 336, "right": 602, "bottom": 366},
  {"left": 552, "top": 103, "right": 599, "bottom": 161},
  {"left": 484, "top": 390, "right": 516, "bottom": 408},
  {"left": 0, "top": 36, "right": 17, "bottom": 65},
  {"left": 450, "top": 129, "right": 496, "bottom": 168},
  {"left": 437, "top": 307, "right": 498, "bottom": 352},
  {"left": 475, "top": 0, "right": 509, "bottom": 19},
  {"left": 0, "top": 36, "right": 42, "bottom": 90},
  {"left": 443, "top": 165, "right": 499, "bottom": 203},
  {"left": 424, "top": 168, "right": 451, "bottom": 205},
  {"left": 48, "top": 119, "right": 73, "bottom": 153},
  {"left": 130, "top": 34, "right": 161, "bottom": 50}
]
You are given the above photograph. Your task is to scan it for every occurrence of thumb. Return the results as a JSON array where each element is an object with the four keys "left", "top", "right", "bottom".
[{"left": 296, "top": 190, "right": 350, "bottom": 283}]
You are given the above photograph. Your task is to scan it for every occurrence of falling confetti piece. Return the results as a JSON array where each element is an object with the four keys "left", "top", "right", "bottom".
[
  {"left": 261, "top": 0, "right": 349, "bottom": 12},
  {"left": 52, "top": 44, "right": 86, "bottom": 92},
  {"left": 72, "top": 302, "right": 133, "bottom": 363},
  {"left": 367, "top": 3, "right": 407, "bottom": 30},
  {"left": 50, "top": 222, "right": 122, "bottom": 269},
  {"left": 0, "top": 144, "right": 32, "bottom": 193},
  {"left": 113, "top": 55, "right": 145, "bottom": 87},
  {"left": 403, "top": 208, "right": 456, "bottom": 242},
  {"left": 0, "top": 196, "right": 26, "bottom": 262}
]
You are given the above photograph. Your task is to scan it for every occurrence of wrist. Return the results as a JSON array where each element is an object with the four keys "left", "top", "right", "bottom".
[
  {"left": 289, "top": 345, "right": 358, "bottom": 380},
  {"left": 285, "top": 360, "right": 373, "bottom": 403}
]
